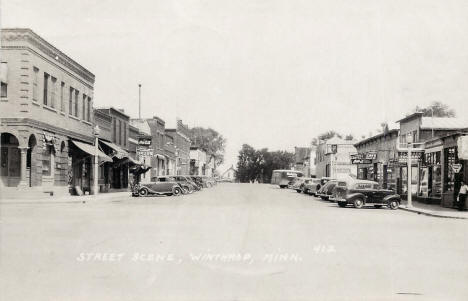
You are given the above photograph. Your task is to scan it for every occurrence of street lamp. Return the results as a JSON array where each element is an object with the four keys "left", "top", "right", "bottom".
[{"left": 93, "top": 125, "right": 100, "bottom": 196}]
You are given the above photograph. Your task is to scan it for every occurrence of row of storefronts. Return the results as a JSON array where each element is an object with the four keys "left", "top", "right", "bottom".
[
  {"left": 353, "top": 113, "right": 468, "bottom": 208},
  {"left": 0, "top": 28, "right": 195, "bottom": 198}
]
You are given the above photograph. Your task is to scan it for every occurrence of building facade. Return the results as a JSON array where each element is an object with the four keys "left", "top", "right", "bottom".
[
  {"left": 354, "top": 129, "right": 400, "bottom": 191},
  {"left": 315, "top": 137, "right": 357, "bottom": 179},
  {"left": 294, "top": 146, "right": 312, "bottom": 177},
  {"left": 165, "top": 119, "right": 191, "bottom": 175},
  {"left": 0, "top": 28, "right": 101, "bottom": 196},
  {"left": 190, "top": 147, "right": 207, "bottom": 176},
  {"left": 146, "top": 116, "right": 167, "bottom": 177}
]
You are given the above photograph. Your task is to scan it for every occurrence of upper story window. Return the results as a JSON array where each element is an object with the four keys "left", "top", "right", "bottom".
[
  {"left": 69, "top": 87, "right": 74, "bottom": 115},
  {"left": 123, "top": 123, "right": 127, "bottom": 147},
  {"left": 33, "top": 67, "right": 39, "bottom": 101},
  {"left": 50, "top": 77, "right": 57, "bottom": 108},
  {"left": 87, "top": 97, "right": 92, "bottom": 122},
  {"left": 60, "top": 82, "right": 65, "bottom": 112},
  {"left": 43, "top": 73, "right": 49, "bottom": 105},
  {"left": 82, "top": 94, "right": 87, "bottom": 120},
  {"left": 112, "top": 118, "right": 117, "bottom": 142},
  {"left": 0, "top": 82, "right": 7, "bottom": 98},
  {"left": 118, "top": 119, "right": 122, "bottom": 145},
  {"left": 74, "top": 89, "right": 79, "bottom": 117}
]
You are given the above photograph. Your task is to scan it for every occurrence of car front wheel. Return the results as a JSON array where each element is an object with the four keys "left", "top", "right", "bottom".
[
  {"left": 389, "top": 200, "right": 399, "bottom": 210},
  {"left": 353, "top": 198, "right": 364, "bottom": 209},
  {"left": 138, "top": 187, "right": 148, "bottom": 197},
  {"left": 173, "top": 187, "right": 182, "bottom": 196}
]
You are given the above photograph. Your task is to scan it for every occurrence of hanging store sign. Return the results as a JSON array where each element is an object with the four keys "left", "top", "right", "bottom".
[
  {"left": 137, "top": 148, "right": 153, "bottom": 157},
  {"left": 451, "top": 163, "right": 462, "bottom": 173},
  {"left": 138, "top": 138, "right": 152, "bottom": 146},
  {"left": 398, "top": 151, "right": 423, "bottom": 163},
  {"left": 351, "top": 158, "right": 372, "bottom": 164}
]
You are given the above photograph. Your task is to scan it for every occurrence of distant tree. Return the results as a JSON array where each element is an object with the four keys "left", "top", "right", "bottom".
[
  {"left": 236, "top": 145, "right": 294, "bottom": 183},
  {"left": 318, "top": 130, "right": 341, "bottom": 142},
  {"left": 344, "top": 134, "right": 354, "bottom": 141},
  {"left": 380, "top": 122, "right": 389, "bottom": 134},
  {"left": 415, "top": 101, "right": 456, "bottom": 117},
  {"left": 190, "top": 127, "right": 226, "bottom": 166}
]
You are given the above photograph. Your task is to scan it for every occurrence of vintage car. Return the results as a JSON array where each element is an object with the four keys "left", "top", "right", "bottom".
[
  {"left": 316, "top": 180, "right": 338, "bottom": 200},
  {"left": 132, "top": 179, "right": 183, "bottom": 197},
  {"left": 302, "top": 178, "right": 322, "bottom": 195},
  {"left": 154, "top": 176, "right": 195, "bottom": 194},
  {"left": 289, "top": 177, "right": 305, "bottom": 190},
  {"left": 295, "top": 177, "right": 315, "bottom": 193},
  {"left": 174, "top": 176, "right": 201, "bottom": 191},
  {"left": 334, "top": 179, "right": 401, "bottom": 209}
]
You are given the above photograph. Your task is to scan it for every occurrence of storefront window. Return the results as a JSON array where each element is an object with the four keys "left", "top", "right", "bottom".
[{"left": 42, "top": 146, "right": 54, "bottom": 176}]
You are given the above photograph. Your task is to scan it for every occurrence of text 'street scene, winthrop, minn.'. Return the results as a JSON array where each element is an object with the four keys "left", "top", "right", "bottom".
[{"left": 1, "top": 1, "right": 468, "bottom": 301}]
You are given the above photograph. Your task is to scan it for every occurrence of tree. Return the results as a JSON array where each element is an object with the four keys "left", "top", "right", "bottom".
[
  {"left": 415, "top": 101, "right": 456, "bottom": 117},
  {"left": 236, "top": 145, "right": 294, "bottom": 183},
  {"left": 344, "top": 134, "right": 354, "bottom": 141},
  {"left": 190, "top": 127, "right": 226, "bottom": 166},
  {"left": 317, "top": 130, "right": 341, "bottom": 142}
]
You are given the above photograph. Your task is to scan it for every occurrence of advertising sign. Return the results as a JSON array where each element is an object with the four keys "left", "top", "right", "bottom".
[
  {"left": 138, "top": 138, "right": 152, "bottom": 146},
  {"left": 452, "top": 163, "right": 462, "bottom": 173},
  {"left": 458, "top": 136, "right": 468, "bottom": 160},
  {"left": 351, "top": 158, "right": 372, "bottom": 164},
  {"left": 398, "top": 151, "right": 423, "bottom": 163},
  {"left": 137, "top": 148, "right": 153, "bottom": 157}
]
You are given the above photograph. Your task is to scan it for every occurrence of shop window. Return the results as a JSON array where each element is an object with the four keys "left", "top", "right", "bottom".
[
  {"left": 1, "top": 82, "right": 7, "bottom": 98},
  {"left": 42, "top": 146, "right": 54, "bottom": 177}
]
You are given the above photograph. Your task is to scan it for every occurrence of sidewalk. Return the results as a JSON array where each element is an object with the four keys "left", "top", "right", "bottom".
[
  {"left": 399, "top": 200, "right": 468, "bottom": 219},
  {"left": 0, "top": 191, "right": 130, "bottom": 205}
]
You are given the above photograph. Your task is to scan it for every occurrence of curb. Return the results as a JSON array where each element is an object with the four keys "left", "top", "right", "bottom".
[
  {"left": 0, "top": 192, "right": 130, "bottom": 205},
  {"left": 398, "top": 206, "right": 468, "bottom": 220}
]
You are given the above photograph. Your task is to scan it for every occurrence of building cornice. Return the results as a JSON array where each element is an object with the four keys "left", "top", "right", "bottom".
[
  {"left": 1, "top": 28, "right": 95, "bottom": 84},
  {"left": 1, "top": 118, "right": 94, "bottom": 143}
]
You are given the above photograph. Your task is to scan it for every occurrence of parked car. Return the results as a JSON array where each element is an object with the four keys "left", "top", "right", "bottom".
[
  {"left": 132, "top": 179, "right": 183, "bottom": 197},
  {"left": 295, "top": 177, "right": 314, "bottom": 193},
  {"left": 174, "top": 175, "right": 201, "bottom": 192},
  {"left": 316, "top": 180, "right": 338, "bottom": 200},
  {"left": 289, "top": 177, "right": 304, "bottom": 190},
  {"left": 334, "top": 179, "right": 401, "bottom": 209},
  {"left": 302, "top": 178, "right": 322, "bottom": 195},
  {"left": 153, "top": 176, "right": 194, "bottom": 194}
]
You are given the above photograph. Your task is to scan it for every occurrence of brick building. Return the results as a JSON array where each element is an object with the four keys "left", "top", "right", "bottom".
[
  {"left": 146, "top": 116, "right": 167, "bottom": 177},
  {"left": 165, "top": 119, "right": 191, "bottom": 175},
  {"left": 0, "top": 28, "right": 109, "bottom": 196}
]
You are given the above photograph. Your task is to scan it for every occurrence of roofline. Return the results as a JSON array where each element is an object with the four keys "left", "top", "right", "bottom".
[
  {"left": 396, "top": 112, "right": 423, "bottom": 123},
  {"left": 354, "top": 129, "right": 399, "bottom": 147},
  {"left": 1, "top": 28, "right": 95, "bottom": 82},
  {"left": 424, "top": 131, "right": 468, "bottom": 143},
  {"left": 95, "top": 107, "right": 130, "bottom": 119}
]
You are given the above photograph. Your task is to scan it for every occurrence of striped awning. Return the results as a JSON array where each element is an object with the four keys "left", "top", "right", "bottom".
[
  {"left": 99, "top": 140, "right": 129, "bottom": 159},
  {"left": 71, "top": 140, "right": 113, "bottom": 163}
]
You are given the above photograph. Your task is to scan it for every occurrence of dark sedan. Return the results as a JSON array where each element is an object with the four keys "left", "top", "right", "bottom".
[
  {"left": 334, "top": 179, "right": 401, "bottom": 209},
  {"left": 132, "top": 180, "right": 183, "bottom": 197}
]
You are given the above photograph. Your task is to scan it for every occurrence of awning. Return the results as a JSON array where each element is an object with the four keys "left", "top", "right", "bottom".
[
  {"left": 127, "top": 156, "right": 144, "bottom": 166},
  {"left": 99, "top": 140, "right": 129, "bottom": 159},
  {"left": 71, "top": 140, "right": 113, "bottom": 163},
  {"left": 155, "top": 154, "right": 165, "bottom": 160}
]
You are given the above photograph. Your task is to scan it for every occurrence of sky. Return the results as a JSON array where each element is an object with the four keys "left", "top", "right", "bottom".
[{"left": 2, "top": 0, "right": 468, "bottom": 172}]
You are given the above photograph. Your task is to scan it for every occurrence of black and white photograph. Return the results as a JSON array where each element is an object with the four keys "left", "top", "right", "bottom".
[{"left": 1, "top": 1, "right": 468, "bottom": 300}]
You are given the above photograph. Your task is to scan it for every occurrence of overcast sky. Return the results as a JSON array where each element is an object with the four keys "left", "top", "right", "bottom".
[{"left": 3, "top": 0, "right": 468, "bottom": 171}]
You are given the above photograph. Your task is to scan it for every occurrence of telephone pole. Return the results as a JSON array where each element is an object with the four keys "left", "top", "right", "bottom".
[{"left": 138, "top": 84, "right": 141, "bottom": 119}]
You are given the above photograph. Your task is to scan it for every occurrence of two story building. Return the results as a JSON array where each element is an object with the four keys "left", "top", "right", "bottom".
[
  {"left": 315, "top": 137, "right": 357, "bottom": 179},
  {"left": 0, "top": 28, "right": 111, "bottom": 196}
]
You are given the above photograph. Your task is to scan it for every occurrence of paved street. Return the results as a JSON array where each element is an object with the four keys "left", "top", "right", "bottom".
[{"left": 1, "top": 183, "right": 468, "bottom": 301}]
